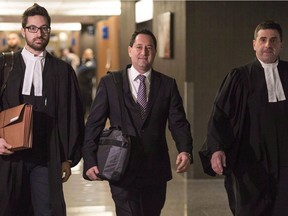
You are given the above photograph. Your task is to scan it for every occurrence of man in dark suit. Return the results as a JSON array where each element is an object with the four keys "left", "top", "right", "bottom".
[{"left": 82, "top": 29, "right": 193, "bottom": 216}]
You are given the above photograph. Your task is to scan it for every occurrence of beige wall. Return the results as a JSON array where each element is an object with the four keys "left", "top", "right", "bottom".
[{"left": 96, "top": 16, "right": 120, "bottom": 82}]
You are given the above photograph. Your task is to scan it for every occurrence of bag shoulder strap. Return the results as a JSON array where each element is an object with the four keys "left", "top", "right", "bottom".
[
  {"left": 0, "top": 51, "right": 14, "bottom": 97},
  {"left": 108, "top": 71, "right": 128, "bottom": 134}
]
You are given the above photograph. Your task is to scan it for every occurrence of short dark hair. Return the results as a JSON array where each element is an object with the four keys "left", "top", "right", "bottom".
[
  {"left": 22, "top": 3, "right": 51, "bottom": 28},
  {"left": 129, "top": 29, "right": 157, "bottom": 50},
  {"left": 254, "top": 20, "right": 283, "bottom": 41}
]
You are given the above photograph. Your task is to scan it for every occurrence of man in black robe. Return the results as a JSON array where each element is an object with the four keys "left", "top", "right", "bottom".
[
  {"left": 200, "top": 21, "right": 288, "bottom": 215},
  {"left": 0, "top": 4, "right": 84, "bottom": 216}
]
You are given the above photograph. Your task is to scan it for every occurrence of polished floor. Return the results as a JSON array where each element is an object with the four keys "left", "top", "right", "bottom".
[{"left": 63, "top": 161, "right": 232, "bottom": 216}]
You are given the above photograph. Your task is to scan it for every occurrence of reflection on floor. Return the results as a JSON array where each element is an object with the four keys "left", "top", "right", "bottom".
[{"left": 63, "top": 161, "right": 232, "bottom": 216}]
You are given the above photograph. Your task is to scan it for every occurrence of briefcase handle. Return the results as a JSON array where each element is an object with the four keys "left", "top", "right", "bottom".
[{"left": 0, "top": 51, "right": 14, "bottom": 98}]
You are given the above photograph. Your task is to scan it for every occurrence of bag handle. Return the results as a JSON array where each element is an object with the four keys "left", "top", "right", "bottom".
[
  {"left": 0, "top": 51, "right": 14, "bottom": 98},
  {"left": 109, "top": 71, "right": 128, "bottom": 134}
]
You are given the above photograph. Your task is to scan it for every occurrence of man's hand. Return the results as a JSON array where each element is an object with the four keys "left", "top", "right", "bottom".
[
  {"left": 0, "top": 138, "right": 14, "bottom": 155},
  {"left": 176, "top": 152, "right": 191, "bottom": 173},
  {"left": 62, "top": 161, "right": 72, "bottom": 182},
  {"left": 86, "top": 166, "right": 102, "bottom": 181},
  {"left": 211, "top": 151, "right": 226, "bottom": 175}
]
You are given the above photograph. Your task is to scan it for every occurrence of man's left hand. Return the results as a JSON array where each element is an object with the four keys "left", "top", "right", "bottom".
[
  {"left": 62, "top": 161, "right": 72, "bottom": 182},
  {"left": 176, "top": 152, "right": 191, "bottom": 173}
]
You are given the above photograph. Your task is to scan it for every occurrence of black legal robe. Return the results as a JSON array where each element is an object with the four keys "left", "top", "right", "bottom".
[
  {"left": 0, "top": 50, "right": 84, "bottom": 216},
  {"left": 201, "top": 59, "right": 288, "bottom": 215}
]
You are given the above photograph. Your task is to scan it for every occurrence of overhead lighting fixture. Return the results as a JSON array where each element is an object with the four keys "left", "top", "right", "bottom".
[
  {"left": 63, "top": 1, "right": 121, "bottom": 16},
  {"left": 0, "top": 1, "right": 121, "bottom": 16},
  {"left": 52, "top": 23, "right": 82, "bottom": 31},
  {"left": 135, "top": 0, "right": 153, "bottom": 23},
  {"left": 0, "top": 23, "right": 82, "bottom": 31}
]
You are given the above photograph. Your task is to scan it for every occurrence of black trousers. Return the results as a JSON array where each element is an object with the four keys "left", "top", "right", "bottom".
[
  {"left": 0, "top": 162, "right": 52, "bottom": 216},
  {"left": 109, "top": 182, "right": 167, "bottom": 216},
  {"left": 24, "top": 162, "right": 52, "bottom": 216},
  {"left": 272, "top": 167, "right": 288, "bottom": 216}
]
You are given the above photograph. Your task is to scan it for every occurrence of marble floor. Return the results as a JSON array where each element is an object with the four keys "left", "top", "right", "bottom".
[{"left": 63, "top": 161, "right": 232, "bottom": 216}]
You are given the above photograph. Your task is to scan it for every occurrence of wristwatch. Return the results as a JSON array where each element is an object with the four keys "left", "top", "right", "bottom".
[{"left": 187, "top": 153, "right": 193, "bottom": 164}]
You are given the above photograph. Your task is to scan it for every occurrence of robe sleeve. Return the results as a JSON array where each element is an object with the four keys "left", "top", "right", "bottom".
[
  {"left": 57, "top": 64, "right": 85, "bottom": 167},
  {"left": 199, "top": 68, "right": 249, "bottom": 175},
  {"left": 68, "top": 68, "right": 85, "bottom": 166}
]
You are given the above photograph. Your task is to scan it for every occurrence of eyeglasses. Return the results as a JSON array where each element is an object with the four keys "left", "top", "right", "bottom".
[{"left": 25, "top": 25, "right": 51, "bottom": 34}]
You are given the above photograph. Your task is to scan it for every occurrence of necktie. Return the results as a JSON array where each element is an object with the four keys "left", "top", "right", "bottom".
[{"left": 137, "top": 75, "right": 147, "bottom": 119}]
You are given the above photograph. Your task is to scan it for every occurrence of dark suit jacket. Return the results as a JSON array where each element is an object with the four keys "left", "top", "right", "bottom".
[{"left": 83, "top": 64, "right": 193, "bottom": 187}]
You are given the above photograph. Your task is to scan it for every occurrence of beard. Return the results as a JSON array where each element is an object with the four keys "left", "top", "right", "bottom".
[
  {"left": 26, "top": 36, "right": 49, "bottom": 51},
  {"left": 9, "top": 44, "right": 18, "bottom": 49}
]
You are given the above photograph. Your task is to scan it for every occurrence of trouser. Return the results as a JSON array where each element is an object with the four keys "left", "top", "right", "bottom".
[
  {"left": 0, "top": 162, "right": 52, "bottom": 216},
  {"left": 25, "top": 162, "right": 52, "bottom": 216},
  {"left": 109, "top": 182, "right": 167, "bottom": 216},
  {"left": 272, "top": 166, "right": 288, "bottom": 216}
]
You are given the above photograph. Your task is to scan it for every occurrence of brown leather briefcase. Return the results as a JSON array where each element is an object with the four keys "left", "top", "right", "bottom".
[{"left": 0, "top": 104, "right": 33, "bottom": 151}]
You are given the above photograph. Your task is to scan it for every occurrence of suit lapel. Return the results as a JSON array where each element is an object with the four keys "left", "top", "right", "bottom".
[{"left": 145, "top": 70, "right": 161, "bottom": 120}]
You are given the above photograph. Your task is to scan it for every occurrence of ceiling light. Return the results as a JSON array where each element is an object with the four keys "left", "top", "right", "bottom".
[
  {"left": 0, "top": 23, "right": 82, "bottom": 31},
  {"left": 0, "top": 1, "right": 121, "bottom": 16},
  {"left": 135, "top": 0, "right": 153, "bottom": 23}
]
